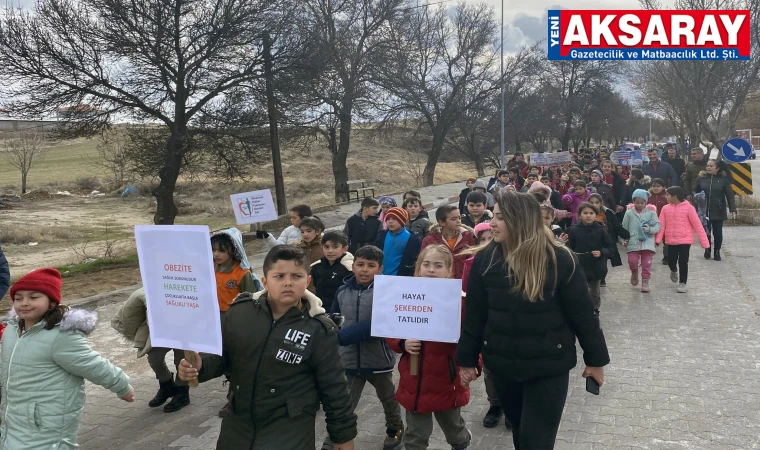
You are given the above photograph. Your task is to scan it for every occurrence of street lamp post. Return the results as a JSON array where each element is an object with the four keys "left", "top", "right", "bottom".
[{"left": 500, "top": 0, "right": 505, "bottom": 169}]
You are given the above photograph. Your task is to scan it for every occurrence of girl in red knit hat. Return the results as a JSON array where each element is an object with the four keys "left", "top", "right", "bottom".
[{"left": 0, "top": 268, "right": 134, "bottom": 449}]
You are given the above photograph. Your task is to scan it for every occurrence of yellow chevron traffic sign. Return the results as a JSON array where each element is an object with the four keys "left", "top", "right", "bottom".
[{"left": 729, "top": 162, "right": 753, "bottom": 196}]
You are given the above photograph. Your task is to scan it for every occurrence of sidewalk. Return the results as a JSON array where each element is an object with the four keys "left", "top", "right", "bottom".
[{"left": 75, "top": 226, "right": 760, "bottom": 449}]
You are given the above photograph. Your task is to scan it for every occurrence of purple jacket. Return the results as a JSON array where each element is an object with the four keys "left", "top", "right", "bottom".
[{"left": 562, "top": 188, "right": 593, "bottom": 224}]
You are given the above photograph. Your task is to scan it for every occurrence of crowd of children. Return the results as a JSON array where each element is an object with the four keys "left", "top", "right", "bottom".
[{"left": 0, "top": 145, "right": 730, "bottom": 449}]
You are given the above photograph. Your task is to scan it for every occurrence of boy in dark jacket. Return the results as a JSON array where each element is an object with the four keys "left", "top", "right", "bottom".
[
  {"left": 567, "top": 202, "right": 614, "bottom": 313},
  {"left": 178, "top": 246, "right": 357, "bottom": 450},
  {"left": 326, "top": 246, "right": 405, "bottom": 450},
  {"left": 461, "top": 191, "right": 493, "bottom": 228},
  {"left": 375, "top": 207, "right": 422, "bottom": 277},
  {"left": 310, "top": 231, "right": 353, "bottom": 312},
  {"left": 344, "top": 197, "right": 381, "bottom": 254},
  {"left": 404, "top": 197, "right": 432, "bottom": 237}
]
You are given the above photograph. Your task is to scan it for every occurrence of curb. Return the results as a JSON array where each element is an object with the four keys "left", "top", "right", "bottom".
[{"left": 67, "top": 283, "right": 143, "bottom": 311}]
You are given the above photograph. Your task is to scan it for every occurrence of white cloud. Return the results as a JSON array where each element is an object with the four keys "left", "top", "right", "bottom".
[{"left": 471, "top": 0, "right": 641, "bottom": 53}]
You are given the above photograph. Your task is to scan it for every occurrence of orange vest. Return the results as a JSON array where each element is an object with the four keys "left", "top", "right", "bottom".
[{"left": 216, "top": 263, "right": 248, "bottom": 312}]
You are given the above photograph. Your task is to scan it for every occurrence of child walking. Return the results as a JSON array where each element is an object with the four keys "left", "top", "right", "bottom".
[
  {"left": 567, "top": 203, "right": 613, "bottom": 313},
  {"left": 655, "top": 186, "right": 710, "bottom": 293},
  {"left": 311, "top": 231, "right": 353, "bottom": 312},
  {"left": 296, "top": 216, "right": 326, "bottom": 266},
  {"left": 259, "top": 204, "right": 313, "bottom": 247},
  {"left": 587, "top": 193, "right": 629, "bottom": 286},
  {"left": 375, "top": 207, "right": 423, "bottom": 277},
  {"left": 212, "top": 228, "right": 263, "bottom": 417},
  {"left": 421, "top": 205, "right": 475, "bottom": 279},
  {"left": 1, "top": 268, "right": 134, "bottom": 449},
  {"left": 112, "top": 288, "right": 190, "bottom": 413},
  {"left": 648, "top": 179, "right": 669, "bottom": 265},
  {"left": 621, "top": 190, "right": 661, "bottom": 293},
  {"left": 213, "top": 228, "right": 263, "bottom": 313},
  {"left": 388, "top": 245, "right": 473, "bottom": 450},
  {"left": 179, "top": 246, "right": 358, "bottom": 449},
  {"left": 325, "top": 245, "right": 405, "bottom": 450}
]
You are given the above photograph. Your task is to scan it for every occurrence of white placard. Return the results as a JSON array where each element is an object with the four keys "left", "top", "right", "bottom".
[
  {"left": 529, "top": 151, "right": 571, "bottom": 166},
  {"left": 230, "top": 189, "right": 278, "bottom": 225},
  {"left": 371, "top": 275, "right": 462, "bottom": 343},
  {"left": 135, "top": 225, "right": 223, "bottom": 355}
]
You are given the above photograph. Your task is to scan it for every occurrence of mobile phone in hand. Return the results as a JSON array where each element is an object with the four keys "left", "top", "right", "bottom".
[{"left": 586, "top": 376, "right": 600, "bottom": 395}]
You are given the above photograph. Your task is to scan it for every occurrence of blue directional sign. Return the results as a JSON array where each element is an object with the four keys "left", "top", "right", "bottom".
[{"left": 722, "top": 138, "right": 753, "bottom": 163}]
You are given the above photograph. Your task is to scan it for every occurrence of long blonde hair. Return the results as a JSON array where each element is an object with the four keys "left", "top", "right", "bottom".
[
  {"left": 414, "top": 245, "right": 454, "bottom": 278},
  {"left": 491, "top": 191, "right": 569, "bottom": 302}
]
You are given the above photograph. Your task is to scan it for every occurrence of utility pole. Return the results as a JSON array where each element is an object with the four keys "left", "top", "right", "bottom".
[
  {"left": 263, "top": 31, "right": 287, "bottom": 216},
  {"left": 500, "top": 0, "right": 505, "bottom": 169}
]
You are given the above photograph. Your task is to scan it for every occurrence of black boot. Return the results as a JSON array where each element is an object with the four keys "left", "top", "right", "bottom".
[
  {"left": 163, "top": 386, "right": 190, "bottom": 413},
  {"left": 482, "top": 405, "right": 503, "bottom": 428},
  {"left": 704, "top": 247, "right": 711, "bottom": 259},
  {"left": 714, "top": 250, "right": 722, "bottom": 261},
  {"left": 148, "top": 376, "right": 176, "bottom": 408}
]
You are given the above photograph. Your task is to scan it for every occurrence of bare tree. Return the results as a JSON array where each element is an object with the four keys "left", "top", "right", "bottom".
[
  {"left": 0, "top": 0, "right": 286, "bottom": 224},
  {"left": 378, "top": 3, "right": 536, "bottom": 186},
  {"left": 541, "top": 60, "right": 620, "bottom": 151},
  {"left": 3, "top": 131, "right": 47, "bottom": 194},
  {"left": 632, "top": 0, "right": 760, "bottom": 152},
  {"left": 295, "top": 0, "right": 405, "bottom": 202}
]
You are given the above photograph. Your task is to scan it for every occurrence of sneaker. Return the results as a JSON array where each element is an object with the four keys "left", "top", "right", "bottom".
[
  {"left": 630, "top": 271, "right": 639, "bottom": 286},
  {"left": 452, "top": 430, "right": 473, "bottom": 450},
  {"left": 670, "top": 271, "right": 678, "bottom": 283},
  {"left": 704, "top": 248, "right": 712, "bottom": 259},
  {"left": 383, "top": 428, "right": 404, "bottom": 450},
  {"left": 677, "top": 283, "right": 688, "bottom": 293},
  {"left": 640, "top": 279, "right": 650, "bottom": 293},
  {"left": 600, "top": 279, "right": 607, "bottom": 287},
  {"left": 482, "top": 405, "right": 503, "bottom": 428},
  {"left": 662, "top": 258, "right": 669, "bottom": 265},
  {"left": 714, "top": 250, "right": 722, "bottom": 261}
]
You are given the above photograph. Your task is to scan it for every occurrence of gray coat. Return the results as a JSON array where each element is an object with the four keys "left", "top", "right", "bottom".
[
  {"left": 693, "top": 175, "right": 736, "bottom": 221},
  {"left": 333, "top": 277, "right": 396, "bottom": 374},
  {"left": 406, "top": 215, "right": 432, "bottom": 237}
]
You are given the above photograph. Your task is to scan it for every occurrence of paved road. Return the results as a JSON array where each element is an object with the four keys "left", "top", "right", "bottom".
[{"left": 72, "top": 224, "right": 760, "bottom": 449}]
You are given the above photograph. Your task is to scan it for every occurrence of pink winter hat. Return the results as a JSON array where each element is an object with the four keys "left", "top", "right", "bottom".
[
  {"left": 527, "top": 182, "right": 552, "bottom": 198},
  {"left": 474, "top": 222, "right": 491, "bottom": 235}
]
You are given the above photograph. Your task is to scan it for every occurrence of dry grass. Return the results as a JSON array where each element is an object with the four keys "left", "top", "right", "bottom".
[{"left": 0, "top": 224, "right": 81, "bottom": 245}]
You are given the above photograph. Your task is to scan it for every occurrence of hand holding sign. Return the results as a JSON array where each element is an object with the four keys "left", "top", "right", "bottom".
[{"left": 178, "top": 351, "right": 202, "bottom": 383}]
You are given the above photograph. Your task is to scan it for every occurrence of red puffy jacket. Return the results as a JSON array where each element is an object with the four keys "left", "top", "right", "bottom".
[
  {"left": 0, "top": 322, "right": 5, "bottom": 340},
  {"left": 388, "top": 338, "right": 470, "bottom": 414},
  {"left": 421, "top": 228, "right": 475, "bottom": 279}
]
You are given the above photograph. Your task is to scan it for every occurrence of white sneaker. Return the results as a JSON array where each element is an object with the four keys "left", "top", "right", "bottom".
[
  {"left": 677, "top": 283, "right": 687, "bottom": 293},
  {"left": 670, "top": 271, "right": 678, "bottom": 283}
]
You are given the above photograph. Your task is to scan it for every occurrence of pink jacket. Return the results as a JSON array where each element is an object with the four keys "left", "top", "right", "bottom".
[{"left": 655, "top": 201, "right": 709, "bottom": 248}]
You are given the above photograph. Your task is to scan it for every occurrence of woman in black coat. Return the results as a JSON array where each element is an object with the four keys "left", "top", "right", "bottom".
[
  {"left": 457, "top": 191, "right": 609, "bottom": 450},
  {"left": 693, "top": 159, "right": 737, "bottom": 261}
]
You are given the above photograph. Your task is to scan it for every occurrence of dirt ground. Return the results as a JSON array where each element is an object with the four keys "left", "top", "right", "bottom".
[{"left": 0, "top": 129, "right": 475, "bottom": 301}]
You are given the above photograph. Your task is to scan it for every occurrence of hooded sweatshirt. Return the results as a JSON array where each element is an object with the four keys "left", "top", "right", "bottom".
[
  {"left": 472, "top": 180, "right": 495, "bottom": 208},
  {"left": 212, "top": 228, "right": 264, "bottom": 312}
]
